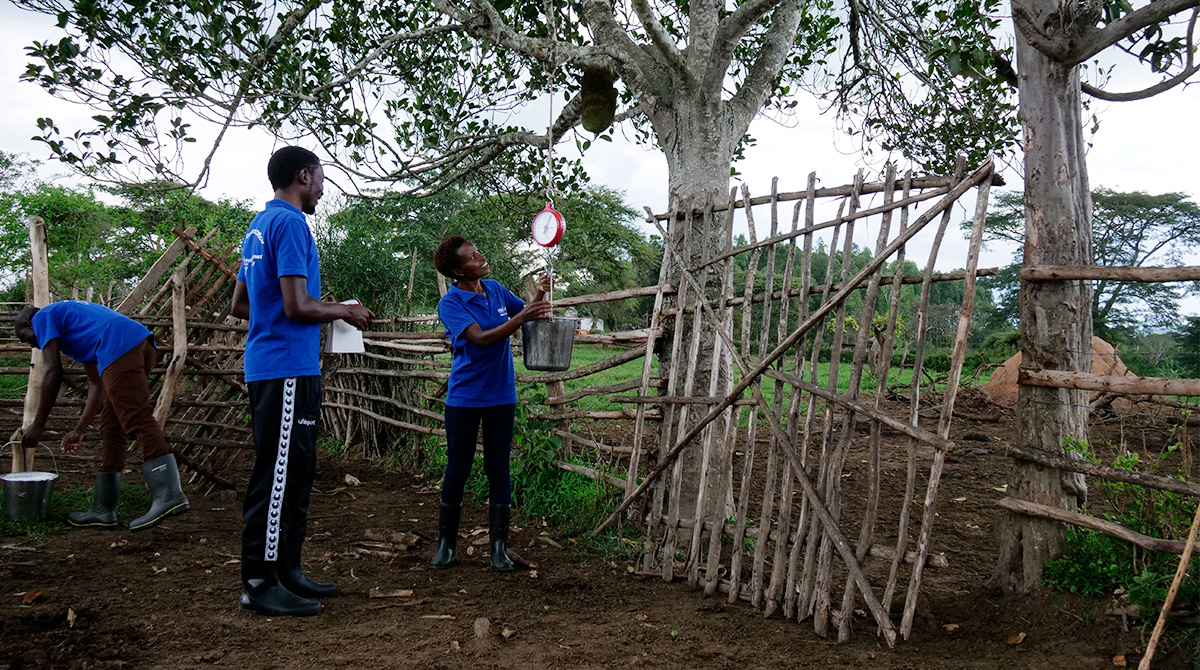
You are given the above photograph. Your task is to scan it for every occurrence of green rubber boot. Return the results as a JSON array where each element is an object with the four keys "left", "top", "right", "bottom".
[
  {"left": 68, "top": 472, "right": 121, "bottom": 528},
  {"left": 129, "top": 454, "right": 190, "bottom": 531}
]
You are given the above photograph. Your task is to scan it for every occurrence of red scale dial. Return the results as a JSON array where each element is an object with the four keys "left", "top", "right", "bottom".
[{"left": 531, "top": 201, "right": 565, "bottom": 247}]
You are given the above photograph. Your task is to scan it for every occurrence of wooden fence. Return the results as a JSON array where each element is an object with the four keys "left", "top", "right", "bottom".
[{"left": 3, "top": 162, "right": 1007, "bottom": 645}]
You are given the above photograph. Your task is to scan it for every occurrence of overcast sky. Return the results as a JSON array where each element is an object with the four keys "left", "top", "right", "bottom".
[{"left": 2, "top": 2, "right": 1197, "bottom": 307}]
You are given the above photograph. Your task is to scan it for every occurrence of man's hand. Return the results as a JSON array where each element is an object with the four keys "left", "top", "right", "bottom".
[
  {"left": 20, "top": 424, "right": 43, "bottom": 451},
  {"left": 60, "top": 429, "right": 85, "bottom": 455},
  {"left": 343, "top": 303, "right": 375, "bottom": 329},
  {"left": 537, "top": 274, "right": 552, "bottom": 293}
]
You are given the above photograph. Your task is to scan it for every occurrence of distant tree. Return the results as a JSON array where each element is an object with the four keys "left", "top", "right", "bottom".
[
  {"left": 970, "top": 188, "right": 1200, "bottom": 337},
  {"left": 1175, "top": 317, "right": 1200, "bottom": 379},
  {"left": 0, "top": 164, "right": 254, "bottom": 298}
]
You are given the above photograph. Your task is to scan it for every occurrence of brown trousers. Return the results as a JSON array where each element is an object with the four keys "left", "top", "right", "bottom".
[{"left": 98, "top": 337, "right": 170, "bottom": 473}]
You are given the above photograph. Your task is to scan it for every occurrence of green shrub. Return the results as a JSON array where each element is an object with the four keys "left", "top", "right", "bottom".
[{"left": 1043, "top": 439, "right": 1200, "bottom": 660}]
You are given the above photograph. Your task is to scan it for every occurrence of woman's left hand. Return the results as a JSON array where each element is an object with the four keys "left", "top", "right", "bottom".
[{"left": 537, "top": 274, "right": 552, "bottom": 293}]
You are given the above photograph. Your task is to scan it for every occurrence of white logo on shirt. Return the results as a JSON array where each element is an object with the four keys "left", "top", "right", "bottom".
[
  {"left": 497, "top": 307, "right": 508, "bottom": 318},
  {"left": 242, "top": 229, "right": 265, "bottom": 268}
]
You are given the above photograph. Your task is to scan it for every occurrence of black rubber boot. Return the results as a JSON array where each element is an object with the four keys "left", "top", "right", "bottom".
[
  {"left": 489, "top": 504, "right": 514, "bottom": 572},
  {"left": 238, "top": 560, "right": 322, "bottom": 617},
  {"left": 430, "top": 503, "right": 461, "bottom": 569},
  {"left": 68, "top": 472, "right": 121, "bottom": 528},
  {"left": 130, "top": 454, "right": 190, "bottom": 531},
  {"left": 279, "top": 537, "right": 338, "bottom": 599}
]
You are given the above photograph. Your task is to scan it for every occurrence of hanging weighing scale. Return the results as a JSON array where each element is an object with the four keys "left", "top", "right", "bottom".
[
  {"left": 523, "top": 199, "right": 577, "bottom": 371},
  {"left": 531, "top": 201, "right": 565, "bottom": 247}
]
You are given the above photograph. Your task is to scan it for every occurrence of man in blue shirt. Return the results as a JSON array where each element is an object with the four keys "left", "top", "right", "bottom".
[
  {"left": 13, "top": 301, "right": 189, "bottom": 531},
  {"left": 231, "top": 146, "right": 373, "bottom": 617}
]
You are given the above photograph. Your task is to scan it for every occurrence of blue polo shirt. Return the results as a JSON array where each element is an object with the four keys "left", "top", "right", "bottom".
[
  {"left": 438, "top": 279, "right": 525, "bottom": 407},
  {"left": 31, "top": 301, "right": 152, "bottom": 374},
  {"left": 237, "top": 199, "right": 322, "bottom": 383}
]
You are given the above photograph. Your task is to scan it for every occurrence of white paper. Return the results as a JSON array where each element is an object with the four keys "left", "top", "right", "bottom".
[{"left": 326, "top": 300, "right": 365, "bottom": 354}]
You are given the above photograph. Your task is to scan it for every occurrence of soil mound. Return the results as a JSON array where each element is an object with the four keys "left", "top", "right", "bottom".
[{"left": 981, "top": 336, "right": 1135, "bottom": 408}]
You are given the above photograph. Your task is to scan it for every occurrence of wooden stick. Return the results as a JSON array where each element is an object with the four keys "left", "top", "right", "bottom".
[
  {"left": 553, "top": 461, "right": 626, "bottom": 489},
  {"left": 663, "top": 195, "right": 709, "bottom": 583},
  {"left": 643, "top": 197, "right": 690, "bottom": 573},
  {"left": 594, "top": 162, "right": 996, "bottom": 540},
  {"left": 11, "top": 216, "right": 50, "bottom": 473},
  {"left": 1022, "top": 264, "right": 1200, "bottom": 283},
  {"left": 1020, "top": 369, "right": 1200, "bottom": 397},
  {"left": 634, "top": 191, "right": 900, "bottom": 644},
  {"left": 694, "top": 186, "right": 950, "bottom": 272},
  {"left": 901, "top": 162, "right": 991, "bottom": 639},
  {"left": 153, "top": 262, "right": 189, "bottom": 428},
  {"left": 789, "top": 175, "right": 824, "bottom": 620},
  {"left": 515, "top": 344, "right": 647, "bottom": 383},
  {"left": 645, "top": 174, "right": 967, "bottom": 222},
  {"left": 747, "top": 179, "right": 781, "bottom": 608},
  {"left": 763, "top": 192, "right": 804, "bottom": 616},
  {"left": 704, "top": 194, "right": 739, "bottom": 595},
  {"left": 996, "top": 497, "right": 1190, "bottom": 554},
  {"left": 551, "top": 285, "right": 667, "bottom": 307},
  {"left": 324, "top": 402, "right": 446, "bottom": 437},
  {"left": 813, "top": 174, "right": 862, "bottom": 638},
  {"left": 116, "top": 227, "right": 196, "bottom": 316},
  {"left": 837, "top": 165, "right": 897, "bottom": 641},
  {"left": 1139, "top": 497, "right": 1200, "bottom": 670},
  {"left": 1005, "top": 443, "right": 1200, "bottom": 497},
  {"left": 551, "top": 429, "right": 634, "bottom": 454},
  {"left": 548, "top": 378, "right": 650, "bottom": 405},
  {"left": 322, "top": 386, "right": 445, "bottom": 423}
]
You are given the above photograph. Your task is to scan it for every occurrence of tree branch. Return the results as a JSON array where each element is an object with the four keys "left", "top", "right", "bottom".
[
  {"left": 580, "top": 0, "right": 670, "bottom": 101},
  {"left": 729, "top": 0, "right": 804, "bottom": 121},
  {"left": 707, "top": 0, "right": 787, "bottom": 96},
  {"left": 1011, "top": 2, "right": 1074, "bottom": 62},
  {"left": 630, "top": 0, "right": 693, "bottom": 85},
  {"left": 1068, "top": 0, "right": 1200, "bottom": 65},
  {"left": 1081, "top": 7, "right": 1199, "bottom": 99}
]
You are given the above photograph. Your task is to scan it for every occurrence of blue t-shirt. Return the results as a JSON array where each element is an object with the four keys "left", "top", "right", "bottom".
[
  {"left": 32, "top": 301, "right": 153, "bottom": 374},
  {"left": 237, "top": 199, "right": 322, "bottom": 383},
  {"left": 438, "top": 279, "right": 525, "bottom": 407}
]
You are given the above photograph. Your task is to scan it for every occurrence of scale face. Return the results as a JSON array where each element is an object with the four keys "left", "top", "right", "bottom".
[{"left": 531, "top": 201, "right": 565, "bottom": 247}]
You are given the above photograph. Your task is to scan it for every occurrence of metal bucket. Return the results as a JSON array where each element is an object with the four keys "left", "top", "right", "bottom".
[
  {"left": 1, "top": 444, "right": 59, "bottom": 522},
  {"left": 522, "top": 317, "right": 578, "bottom": 372}
]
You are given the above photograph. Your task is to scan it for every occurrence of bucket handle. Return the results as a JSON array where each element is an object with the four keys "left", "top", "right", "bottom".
[{"left": 0, "top": 441, "right": 60, "bottom": 477}]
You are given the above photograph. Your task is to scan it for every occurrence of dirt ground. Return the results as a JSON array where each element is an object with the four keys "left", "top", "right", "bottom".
[{"left": 1, "top": 396, "right": 1187, "bottom": 670}]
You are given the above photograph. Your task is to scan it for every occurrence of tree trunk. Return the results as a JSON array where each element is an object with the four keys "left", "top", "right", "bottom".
[
  {"left": 991, "top": 8, "right": 1093, "bottom": 594},
  {"left": 650, "top": 95, "right": 743, "bottom": 521}
]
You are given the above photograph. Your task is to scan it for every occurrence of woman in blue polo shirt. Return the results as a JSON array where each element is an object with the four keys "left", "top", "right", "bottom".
[{"left": 431, "top": 235, "right": 552, "bottom": 572}]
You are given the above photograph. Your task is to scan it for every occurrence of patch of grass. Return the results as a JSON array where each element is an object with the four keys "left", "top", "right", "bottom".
[
  {"left": 0, "top": 354, "right": 30, "bottom": 400},
  {"left": 0, "top": 482, "right": 154, "bottom": 539},
  {"left": 319, "top": 436, "right": 347, "bottom": 459}
]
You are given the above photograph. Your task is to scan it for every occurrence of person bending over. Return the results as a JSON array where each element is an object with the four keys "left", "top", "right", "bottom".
[{"left": 13, "top": 301, "right": 189, "bottom": 531}]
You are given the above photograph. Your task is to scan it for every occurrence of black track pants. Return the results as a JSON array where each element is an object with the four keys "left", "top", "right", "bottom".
[{"left": 241, "top": 376, "right": 322, "bottom": 571}]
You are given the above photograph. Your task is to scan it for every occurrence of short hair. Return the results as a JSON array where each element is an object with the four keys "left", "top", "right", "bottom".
[
  {"left": 267, "top": 146, "right": 321, "bottom": 191},
  {"left": 434, "top": 235, "right": 469, "bottom": 278},
  {"left": 13, "top": 306, "right": 38, "bottom": 331}
]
